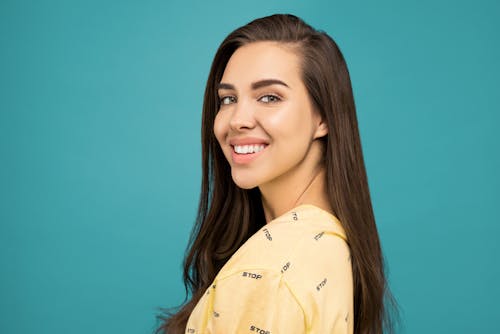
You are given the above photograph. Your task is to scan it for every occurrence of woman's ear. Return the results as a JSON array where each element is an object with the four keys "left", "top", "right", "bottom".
[{"left": 313, "top": 119, "right": 328, "bottom": 139}]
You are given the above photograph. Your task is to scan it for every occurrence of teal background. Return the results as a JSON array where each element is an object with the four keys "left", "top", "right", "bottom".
[{"left": 1, "top": 0, "right": 498, "bottom": 333}]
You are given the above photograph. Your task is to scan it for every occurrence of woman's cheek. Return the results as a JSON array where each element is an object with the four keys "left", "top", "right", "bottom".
[{"left": 213, "top": 112, "right": 227, "bottom": 145}]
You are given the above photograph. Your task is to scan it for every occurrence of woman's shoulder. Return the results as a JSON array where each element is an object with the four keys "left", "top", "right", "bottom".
[
  {"left": 205, "top": 204, "right": 353, "bottom": 331},
  {"left": 270, "top": 204, "right": 347, "bottom": 240},
  {"left": 216, "top": 204, "right": 349, "bottom": 280}
]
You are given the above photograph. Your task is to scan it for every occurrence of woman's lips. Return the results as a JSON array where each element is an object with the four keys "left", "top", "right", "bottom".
[{"left": 230, "top": 144, "right": 268, "bottom": 165}]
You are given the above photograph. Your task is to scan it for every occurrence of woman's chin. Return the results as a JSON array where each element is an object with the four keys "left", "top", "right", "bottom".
[
  {"left": 232, "top": 179, "right": 258, "bottom": 190},
  {"left": 231, "top": 173, "right": 260, "bottom": 190}
]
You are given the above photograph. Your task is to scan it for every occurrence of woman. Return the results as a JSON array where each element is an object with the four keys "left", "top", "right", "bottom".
[{"left": 158, "top": 14, "right": 396, "bottom": 334}]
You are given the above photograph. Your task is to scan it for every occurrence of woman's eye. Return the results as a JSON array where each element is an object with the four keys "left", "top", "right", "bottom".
[
  {"left": 219, "top": 96, "right": 236, "bottom": 105},
  {"left": 259, "top": 94, "right": 281, "bottom": 103}
]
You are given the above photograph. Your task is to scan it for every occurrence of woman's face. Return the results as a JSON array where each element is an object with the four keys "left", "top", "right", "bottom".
[{"left": 214, "top": 41, "right": 327, "bottom": 190}]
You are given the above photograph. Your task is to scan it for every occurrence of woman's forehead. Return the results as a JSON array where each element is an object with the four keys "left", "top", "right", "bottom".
[{"left": 220, "top": 41, "right": 302, "bottom": 89}]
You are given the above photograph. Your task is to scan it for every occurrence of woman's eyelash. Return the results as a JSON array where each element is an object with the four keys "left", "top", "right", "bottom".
[
  {"left": 218, "top": 94, "right": 282, "bottom": 105},
  {"left": 259, "top": 94, "right": 281, "bottom": 103},
  {"left": 219, "top": 96, "right": 236, "bottom": 105}
]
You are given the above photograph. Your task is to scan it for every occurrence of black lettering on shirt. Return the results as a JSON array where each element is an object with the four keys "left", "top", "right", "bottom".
[
  {"left": 242, "top": 272, "right": 263, "bottom": 279},
  {"left": 291, "top": 212, "right": 298, "bottom": 221},
  {"left": 186, "top": 328, "right": 195, "bottom": 333},
  {"left": 262, "top": 228, "right": 272, "bottom": 241},
  {"left": 280, "top": 261, "right": 291, "bottom": 274},
  {"left": 314, "top": 231, "right": 324, "bottom": 240},
  {"left": 316, "top": 278, "right": 327, "bottom": 291},
  {"left": 250, "top": 325, "right": 271, "bottom": 334},
  {"left": 213, "top": 311, "right": 219, "bottom": 318},
  {"left": 205, "top": 284, "right": 215, "bottom": 295}
]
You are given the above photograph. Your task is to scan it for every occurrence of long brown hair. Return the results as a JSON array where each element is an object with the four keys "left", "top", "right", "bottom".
[{"left": 157, "top": 13, "right": 397, "bottom": 334}]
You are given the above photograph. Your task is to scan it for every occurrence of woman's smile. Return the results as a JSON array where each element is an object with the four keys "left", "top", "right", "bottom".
[
  {"left": 228, "top": 136, "right": 270, "bottom": 165},
  {"left": 231, "top": 143, "right": 269, "bottom": 164}
]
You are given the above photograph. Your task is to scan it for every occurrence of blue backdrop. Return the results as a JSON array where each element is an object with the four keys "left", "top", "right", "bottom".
[{"left": 1, "top": 0, "right": 498, "bottom": 333}]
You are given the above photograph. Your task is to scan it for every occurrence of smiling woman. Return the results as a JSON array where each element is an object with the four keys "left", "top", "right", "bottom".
[{"left": 157, "top": 14, "right": 397, "bottom": 334}]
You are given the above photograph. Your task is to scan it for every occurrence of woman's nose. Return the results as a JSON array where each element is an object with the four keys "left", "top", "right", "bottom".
[{"left": 229, "top": 100, "right": 256, "bottom": 131}]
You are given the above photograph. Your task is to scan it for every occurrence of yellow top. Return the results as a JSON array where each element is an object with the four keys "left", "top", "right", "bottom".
[{"left": 185, "top": 204, "right": 353, "bottom": 334}]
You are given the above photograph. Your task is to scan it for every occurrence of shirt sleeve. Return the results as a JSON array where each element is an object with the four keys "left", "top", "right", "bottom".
[
  {"left": 283, "top": 231, "right": 354, "bottom": 334},
  {"left": 185, "top": 233, "right": 353, "bottom": 334},
  {"left": 197, "top": 268, "right": 307, "bottom": 334}
]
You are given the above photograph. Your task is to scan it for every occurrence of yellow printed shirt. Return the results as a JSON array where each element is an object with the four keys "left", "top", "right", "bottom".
[{"left": 186, "top": 204, "right": 353, "bottom": 334}]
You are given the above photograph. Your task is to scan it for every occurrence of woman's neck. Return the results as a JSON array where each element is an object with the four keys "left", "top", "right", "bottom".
[{"left": 259, "top": 144, "right": 333, "bottom": 223}]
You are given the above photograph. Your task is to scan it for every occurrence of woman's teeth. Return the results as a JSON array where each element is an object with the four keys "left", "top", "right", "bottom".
[{"left": 233, "top": 144, "right": 266, "bottom": 154}]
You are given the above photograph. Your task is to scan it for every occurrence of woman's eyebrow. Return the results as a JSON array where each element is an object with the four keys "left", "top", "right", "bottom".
[
  {"left": 217, "top": 82, "right": 235, "bottom": 90},
  {"left": 251, "top": 79, "right": 290, "bottom": 90},
  {"left": 217, "top": 79, "right": 290, "bottom": 91}
]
